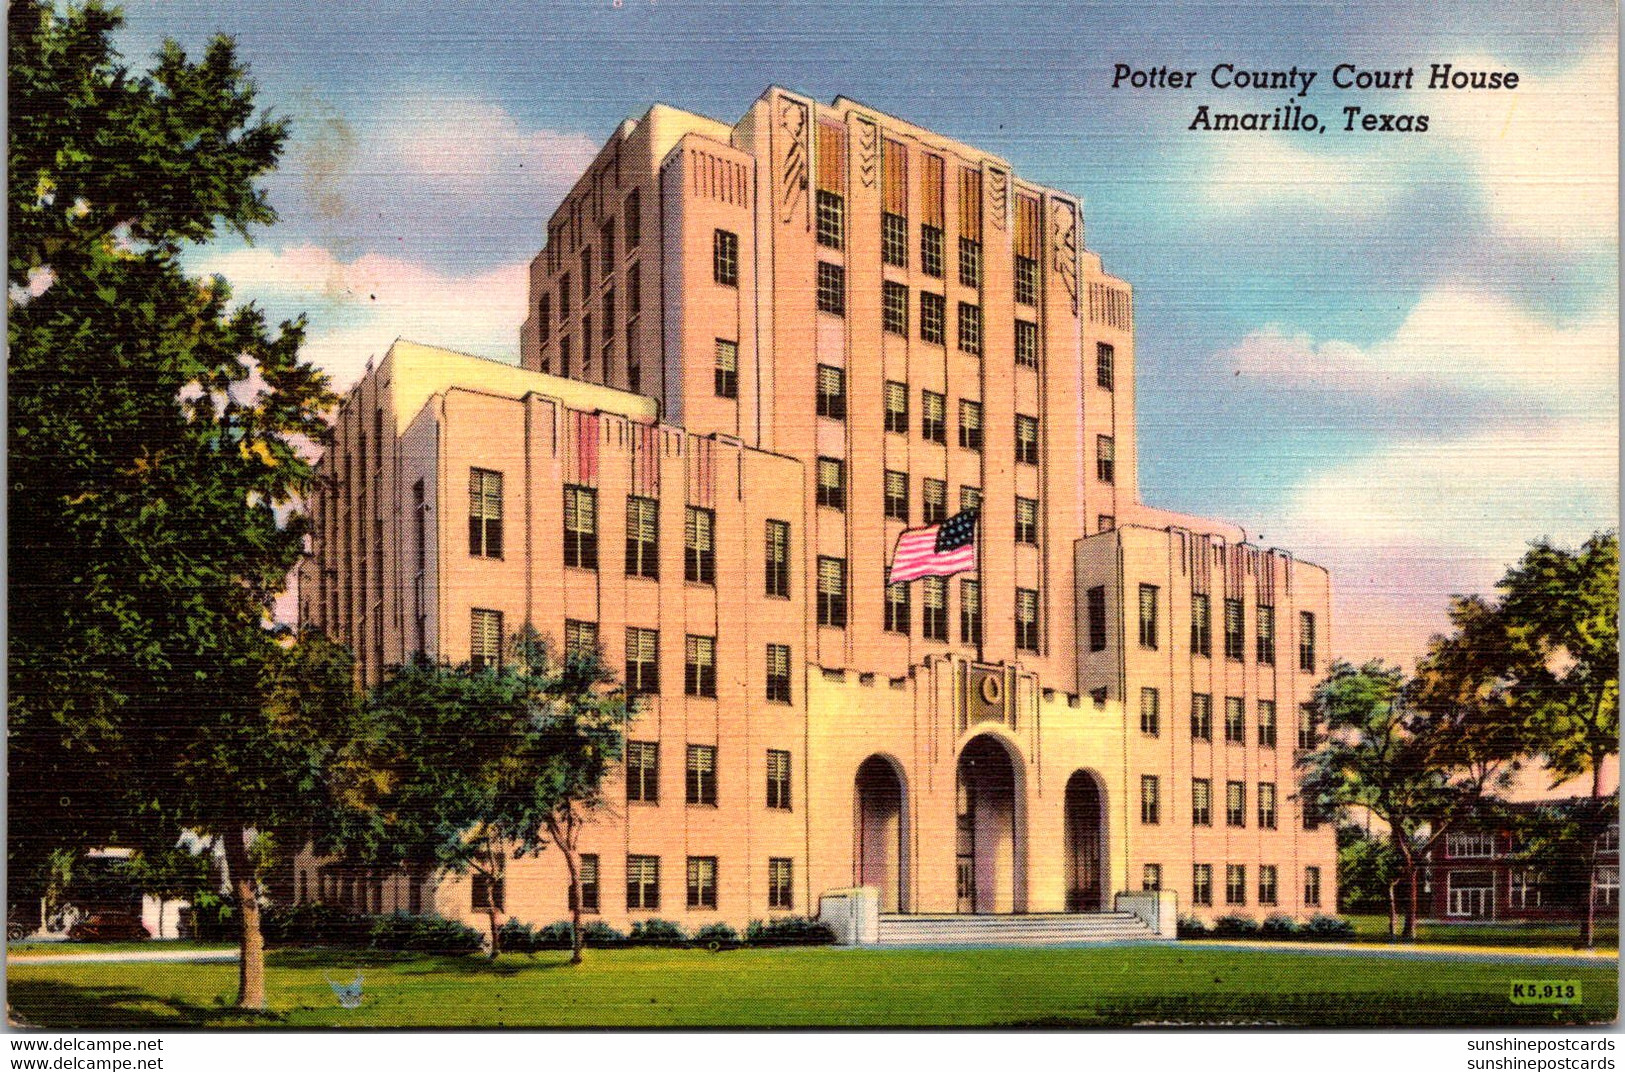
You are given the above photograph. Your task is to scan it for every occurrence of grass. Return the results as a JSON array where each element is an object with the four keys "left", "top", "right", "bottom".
[
  {"left": 7, "top": 944, "right": 1617, "bottom": 1029},
  {"left": 7, "top": 940, "right": 235, "bottom": 958},
  {"left": 1344, "top": 914, "right": 1620, "bottom": 950}
]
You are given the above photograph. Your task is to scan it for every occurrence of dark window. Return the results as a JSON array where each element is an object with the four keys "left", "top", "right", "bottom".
[
  {"left": 1097, "top": 435, "right": 1116, "bottom": 484},
  {"left": 920, "top": 291, "right": 945, "bottom": 345},
  {"left": 1258, "top": 700, "right": 1278, "bottom": 748},
  {"left": 923, "top": 577, "right": 948, "bottom": 641},
  {"left": 817, "top": 261, "right": 845, "bottom": 316},
  {"left": 960, "top": 485, "right": 982, "bottom": 514},
  {"left": 882, "top": 212, "right": 908, "bottom": 267},
  {"left": 600, "top": 220, "right": 615, "bottom": 276},
  {"left": 958, "top": 399, "right": 983, "bottom": 451},
  {"left": 1014, "top": 255, "right": 1037, "bottom": 305},
  {"left": 626, "top": 740, "right": 659, "bottom": 802},
  {"left": 685, "top": 635, "right": 717, "bottom": 698},
  {"left": 1299, "top": 612, "right": 1317, "bottom": 673},
  {"left": 1087, "top": 586, "right": 1108, "bottom": 652},
  {"left": 767, "top": 748, "right": 792, "bottom": 809},
  {"left": 560, "top": 334, "right": 572, "bottom": 378},
  {"left": 1192, "top": 778, "right": 1211, "bottom": 826},
  {"left": 571, "top": 854, "right": 600, "bottom": 913},
  {"left": 1257, "top": 605, "right": 1277, "bottom": 665},
  {"left": 884, "top": 381, "right": 909, "bottom": 434},
  {"left": 624, "top": 188, "right": 641, "bottom": 249},
  {"left": 769, "top": 858, "right": 794, "bottom": 909},
  {"left": 580, "top": 313, "right": 593, "bottom": 375},
  {"left": 883, "top": 281, "right": 908, "bottom": 335},
  {"left": 765, "top": 520, "right": 790, "bottom": 598},
  {"left": 1138, "top": 584, "right": 1158, "bottom": 649},
  {"left": 1225, "top": 697, "right": 1246, "bottom": 743},
  {"left": 1015, "top": 497, "right": 1038, "bottom": 545},
  {"left": 471, "top": 870, "right": 505, "bottom": 912},
  {"left": 923, "top": 478, "right": 947, "bottom": 524},
  {"left": 626, "top": 496, "right": 659, "bottom": 580},
  {"left": 1015, "top": 319, "right": 1038, "bottom": 369},
  {"left": 1304, "top": 866, "right": 1322, "bottom": 907},
  {"left": 1190, "top": 593, "right": 1212, "bottom": 657},
  {"left": 685, "top": 507, "right": 716, "bottom": 585},
  {"left": 1015, "top": 414, "right": 1039, "bottom": 465},
  {"left": 626, "top": 627, "right": 659, "bottom": 695},
  {"left": 1140, "top": 775, "right": 1160, "bottom": 824},
  {"left": 921, "top": 224, "right": 944, "bottom": 278},
  {"left": 686, "top": 744, "right": 717, "bottom": 806},
  {"left": 471, "top": 608, "right": 503, "bottom": 669},
  {"left": 1226, "top": 864, "right": 1247, "bottom": 906},
  {"left": 713, "top": 230, "right": 738, "bottom": 286},
  {"left": 957, "top": 302, "right": 982, "bottom": 355},
  {"left": 538, "top": 295, "right": 552, "bottom": 344},
  {"left": 1098, "top": 514, "right": 1115, "bottom": 533},
  {"left": 1298, "top": 702, "right": 1319, "bottom": 751},
  {"left": 565, "top": 619, "right": 598, "bottom": 665},
  {"left": 922, "top": 390, "right": 946, "bottom": 444},
  {"left": 1226, "top": 781, "right": 1246, "bottom": 827},
  {"left": 1259, "top": 783, "right": 1278, "bottom": 829},
  {"left": 816, "top": 189, "right": 845, "bottom": 249},
  {"left": 580, "top": 246, "right": 593, "bottom": 295},
  {"left": 559, "top": 273, "right": 571, "bottom": 320},
  {"left": 816, "top": 364, "right": 846, "bottom": 420},
  {"left": 817, "top": 556, "right": 847, "bottom": 628},
  {"left": 960, "top": 579, "right": 982, "bottom": 646},
  {"left": 715, "top": 339, "right": 739, "bottom": 399},
  {"left": 626, "top": 855, "right": 659, "bottom": 910},
  {"left": 884, "top": 470, "right": 909, "bottom": 522},
  {"left": 816, "top": 457, "right": 846, "bottom": 511},
  {"left": 959, "top": 237, "right": 981, "bottom": 288},
  {"left": 1191, "top": 693, "right": 1212, "bottom": 741},
  {"left": 469, "top": 468, "right": 503, "bottom": 558},
  {"left": 564, "top": 485, "right": 598, "bottom": 570},
  {"left": 1225, "top": 598, "right": 1245, "bottom": 661},
  {"left": 1193, "top": 864, "right": 1213, "bottom": 906},
  {"left": 1096, "top": 343, "right": 1115, "bottom": 390},
  {"left": 1142, "top": 864, "right": 1162, "bottom": 893},
  {"left": 766, "top": 644, "right": 792, "bottom": 704},
  {"left": 1015, "top": 587, "right": 1039, "bottom": 652},
  {"left": 884, "top": 581, "right": 910, "bottom": 635},
  {"left": 627, "top": 262, "right": 641, "bottom": 317},
  {"left": 1140, "top": 687, "right": 1161, "bottom": 736}
]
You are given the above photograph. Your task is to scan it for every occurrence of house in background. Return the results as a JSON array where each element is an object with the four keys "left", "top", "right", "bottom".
[{"left": 1423, "top": 804, "right": 1618, "bottom": 922}]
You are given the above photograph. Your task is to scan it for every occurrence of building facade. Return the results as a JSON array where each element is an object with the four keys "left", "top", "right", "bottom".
[
  {"left": 296, "top": 88, "right": 1337, "bottom": 930},
  {"left": 1421, "top": 807, "right": 1619, "bottom": 922}
]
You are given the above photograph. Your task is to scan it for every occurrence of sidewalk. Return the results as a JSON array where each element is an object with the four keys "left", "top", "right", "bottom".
[{"left": 8, "top": 948, "right": 238, "bottom": 965}]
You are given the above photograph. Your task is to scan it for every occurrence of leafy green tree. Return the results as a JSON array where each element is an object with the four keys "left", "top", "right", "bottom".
[
  {"left": 1335, "top": 823, "right": 1400, "bottom": 915},
  {"left": 116, "top": 843, "right": 220, "bottom": 938},
  {"left": 9, "top": 1, "right": 346, "bottom": 1009},
  {"left": 355, "top": 629, "right": 628, "bottom": 963}
]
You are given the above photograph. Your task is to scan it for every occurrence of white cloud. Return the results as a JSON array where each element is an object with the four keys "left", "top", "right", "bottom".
[
  {"left": 366, "top": 97, "right": 600, "bottom": 196},
  {"left": 1202, "top": 135, "right": 1398, "bottom": 217}
]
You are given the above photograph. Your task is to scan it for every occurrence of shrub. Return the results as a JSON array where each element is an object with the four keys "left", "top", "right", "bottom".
[
  {"left": 1303, "top": 914, "right": 1356, "bottom": 941},
  {"left": 743, "top": 916, "right": 837, "bottom": 946},
  {"left": 628, "top": 918, "right": 687, "bottom": 944},
  {"left": 1259, "top": 914, "right": 1302, "bottom": 940},
  {"left": 497, "top": 919, "right": 547, "bottom": 954},
  {"left": 691, "top": 922, "right": 740, "bottom": 948},
  {"left": 1211, "top": 915, "right": 1261, "bottom": 939},
  {"left": 580, "top": 920, "right": 627, "bottom": 946},
  {"left": 261, "top": 902, "right": 367, "bottom": 948},
  {"left": 366, "top": 912, "right": 484, "bottom": 955},
  {"left": 1175, "top": 915, "right": 1210, "bottom": 939}
]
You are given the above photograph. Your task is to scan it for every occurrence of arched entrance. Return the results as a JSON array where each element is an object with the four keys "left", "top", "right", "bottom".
[
  {"left": 956, "top": 734, "right": 1025, "bottom": 913},
  {"left": 1064, "top": 770, "right": 1108, "bottom": 912},
  {"left": 854, "top": 755, "right": 908, "bottom": 912}
]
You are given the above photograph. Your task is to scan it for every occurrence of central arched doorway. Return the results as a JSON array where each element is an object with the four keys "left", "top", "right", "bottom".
[
  {"left": 956, "top": 734, "right": 1025, "bottom": 913},
  {"left": 854, "top": 755, "right": 908, "bottom": 912},
  {"left": 1064, "top": 770, "right": 1107, "bottom": 911}
]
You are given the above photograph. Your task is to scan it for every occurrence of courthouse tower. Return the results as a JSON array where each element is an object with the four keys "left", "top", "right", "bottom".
[{"left": 298, "top": 88, "right": 1336, "bottom": 931}]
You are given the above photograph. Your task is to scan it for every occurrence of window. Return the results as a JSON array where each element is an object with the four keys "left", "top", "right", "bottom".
[
  {"left": 960, "top": 579, "right": 982, "bottom": 646},
  {"left": 1446, "top": 832, "right": 1497, "bottom": 858},
  {"left": 816, "top": 364, "right": 846, "bottom": 420},
  {"left": 572, "top": 854, "right": 600, "bottom": 913},
  {"left": 884, "top": 470, "right": 909, "bottom": 522},
  {"left": 685, "top": 506, "right": 716, "bottom": 584},
  {"left": 923, "top": 577, "right": 948, "bottom": 641},
  {"left": 1259, "top": 783, "right": 1278, "bottom": 829},
  {"left": 766, "top": 748, "right": 792, "bottom": 809},
  {"left": 1098, "top": 514, "right": 1115, "bottom": 533},
  {"left": 1096, "top": 343, "right": 1115, "bottom": 390},
  {"left": 580, "top": 314, "right": 593, "bottom": 375},
  {"left": 1259, "top": 865, "right": 1279, "bottom": 906},
  {"left": 957, "top": 302, "right": 982, "bottom": 355},
  {"left": 1225, "top": 697, "right": 1246, "bottom": 743},
  {"left": 958, "top": 236, "right": 981, "bottom": 288},
  {"left": 1226, "top": 781, "right": 1246, "bottom": 827},
  {"left": 564, "top": 486, "right": 598, "bottom": 570},
  {"left": 1015, "top": 319, "right": 1038, "bottom": 369},
  {"left": 471, "top": 608, "right": 503, "bottom": 669},
  {"left": 1096, "top": 435, "right": 1116, "bottom": 484},
  {"left": 882, "top": 212, "right": 908, "bottom": 267},
  {"left": 921, "top": 390, "right": 946, "bottom": 444},
  {"left": 1016, "top": 588, "right": 1040, "bottom": 652},
  {"left": 1297, "top": 702, "right": 1319, "bottom": 750},
  {"left": 1597, "top": 866, "right": 1619, "bottom": 909},
  {"left": 960, "top": 485, "right": 982, "bottom": 513},
  {"left": 765, "top": 520, "right": 790, "bottom": 598},
  {"left": 1304, "top": 866, "right": 1322, "bottom": 907},
  {"left": 1190, "top": 593, "right": 1211, "bottom": 657},
  {"left": 816, "top": 457, "right": 846, "bottom": 511},
  {"left": 1087, "top": 586, "right": 1108, "bottom": 652},
  {"left": 1015, "top": 497, "right": 1038, "bottom": 545},
  {"left": 626, "top": 627, "right": 659, "bottom": 695},
  {"left": 920, "top": 292, "right": 945, "bottom": 344},
  {"left": 766, "top": 644, "right": 792, "bottom": 704},
  {"left": 817, "top": 262, "right": 845, "bottom": 316},
  {"left": 683, "top": 856, "right": 718, "bottom": 910},
  {"left": 1226, "top": 864, "right": 1247, "bottom": 906},
  {"left": 627, "top": 262, "right": 641, "bottom": 317},
  {"left": 600, "top": 220, "right": 616, "bottom": 276},
  {"left": 1090, "top": 687, "right": 1107, "bottom": 708},
  {"left": 469, "top": 468, "right": 503, "bottom": 558},
  {"left": 1303, "top": 793, "right": 1322, "bottom": 831},
  {"left": 884, "top": 381, "right": 909, "bottom": 434},
  {"left": 1140, "top": 775, "right": 1160, "bottom": 824},
  {"left": 715, "top": 339, "right": 739, "bottom": 399},
  {"left": 769, "top": 858, "right": 794, "bottom": 909},
  {"left": 538, "top": 295, "right": 552, "bottom": 345},
  {"left": 923, "top": 478, "right": 947, "bottom": 524},
  {"left": 815, "top": 189, "right": 845, "bottom": 249},
  {"left": 1299, "top": 612, "right": 1317, "bottom": 673},
  {"left": 626, "top": 496, "right": 659, "bottom": 580},
  {"left": 958, "top": 399, "right": 983, "bottom": 451},
  {"left": 560, "top": 334, "right": 572, "bottom": 378},
  {"left": 1193, "top": 864, "right": 1213, "bottom": 906},
  {"left": 1192, "top": 778, "right": 1212, "bottom": 826},
  {"left": 685, "top": 635, "right": 717, "bottom": 698},
  {"left": 1257, "top": 605, "right": 1276, "bottom": 665},
  {"left": 921, "top": 224, "right": 944, "bottom": 278},
  {"left": 472, "top": 870, "right": 505, "bottom": 913},
  {"left": 686, "top": 744, "right": 717, "bottom": 806},
  {"left": 1508, "top": 870, "right": 1545, "bottom": 910},
  {"left": 1142, "top": 864, "right": 1162, "bottom": 893},
  {"left": 1448, "top": 870, "right": 1494, "bottom": 917},
  {"left": 565, "top": 619, "right": 598, "bottom": 664},
  {"left": 879, "top": 281, "right": 909, "bottom": 336},
  {"left": 559, "top": 273, "right": 571, "bottom": 320},
  {"left": 884, "top": 581, "right": 910, "bottom": 635},
  {"left": 1140, "top": 687, "right": 1160, "bottom": 736},
  {"left": 1015, "top": 415, "right": 1039, "bottom": 465},
  {"left": 1191, "top": 693, "right": 1213, "bottom": 741},
  {"left": 1257, "top": 700, "right": 1277, "bottom": 748},
  {"left": 624, "top": 187, "right": 641, "bottom": 248},
  {"left": 626, "top": 855, "right": 659, "bottom": 910},
  {"left": 1138, "top": 584, "right": 1159, "bottom": 650},
  {"left": 713, "top": 229, "right": 738, "bottom": 286},
  {"left": 602, "top": 290, "right": 615, "bottom": 351},
  {"left": 1014, "top": 255, "right": 1037, "bottom": 305},
  {"left": 1224, "top": 598, "right": 1245, "bottom": 661},
  {"left": 817, "top": 556, "right": 847, "bottom": 628},
  {"left": 580, "top": 246, "right": 592, "bottom": 295},
  {"left": 626, "top": 740, "right": 658, "bottom": 802}
]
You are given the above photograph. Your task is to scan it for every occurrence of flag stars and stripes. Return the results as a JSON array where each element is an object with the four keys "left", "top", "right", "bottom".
[{"left": 888, "top": 509, "right": 978, "bottom": 585}]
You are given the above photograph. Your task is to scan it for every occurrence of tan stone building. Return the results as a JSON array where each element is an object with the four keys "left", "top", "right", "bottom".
[{"left": 296, "top": 88, "right": 1336, "bottom": 933}]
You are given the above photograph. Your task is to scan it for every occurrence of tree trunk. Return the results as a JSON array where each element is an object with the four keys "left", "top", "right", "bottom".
[
  {"left": 221, "top": 828, "right": 266, "bottom": 1011},
  {"left": 1404, "top": 868, "right": 1419, "bottom": 941},
  {"left": 1386, "top": 879, "right": 1398, "bottom": 939},
  {"left": 566, "top": 854, "right": 584, "bottom": 965},
  {"left": 1579, "top": 752, "right": 1606, "bottom": 950}
]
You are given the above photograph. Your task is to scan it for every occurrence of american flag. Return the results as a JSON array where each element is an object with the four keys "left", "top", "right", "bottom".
[{"left": 887, "top": 509, "right": 978, "bottom": 584}]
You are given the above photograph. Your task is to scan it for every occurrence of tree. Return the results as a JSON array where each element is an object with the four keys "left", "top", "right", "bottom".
[
  {"left": 9, "top": 0, "right": 342, "bottom": 1009},
  {"left": 1299, "top": 661, "right": 1514, "bottom": 939},
  {"left": 116, "top": 842, "right": 219, "bottom": 938},
  {"left": 1335, "top": 823, "right": 1401, "bottom": 915},
  {"left": 356, "top": 629, "right": 628, "bottom": 962}
]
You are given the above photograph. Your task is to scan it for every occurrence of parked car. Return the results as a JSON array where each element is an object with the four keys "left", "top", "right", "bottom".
[{"left": 68, "top": 911, "right": 149, "bottom": 941}]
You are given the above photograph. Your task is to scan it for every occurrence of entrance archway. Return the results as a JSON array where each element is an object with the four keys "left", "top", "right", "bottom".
[
  {"left": 1064, "top": 770, "right": 1108, "bottom": 911},
  {"left": 854, "top": 755, "right": 908, "bottom": 912},
  {"left": 956, "top": 734, "right": 1025, "bottom": 913}
]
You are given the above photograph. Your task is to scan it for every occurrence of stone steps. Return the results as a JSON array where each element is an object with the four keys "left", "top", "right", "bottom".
[{"left": 875, "top": 911, "right": 1161, "bottom": 947}]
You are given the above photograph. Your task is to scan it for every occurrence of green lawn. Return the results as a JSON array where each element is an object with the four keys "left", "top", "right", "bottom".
[
  {"left": 7, "top": 940, "right": 235, "bottom": 958},
  {"left": 8, "top": 944, "right": 1617, "bottom": 1029},
  {"left": 1344, "top": 914, "right": 1620, "bottom": 950}
]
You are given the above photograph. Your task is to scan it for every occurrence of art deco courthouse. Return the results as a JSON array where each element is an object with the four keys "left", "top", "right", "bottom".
[{"left": 298, "top": 88, "right": 1337, "bottom": 928}]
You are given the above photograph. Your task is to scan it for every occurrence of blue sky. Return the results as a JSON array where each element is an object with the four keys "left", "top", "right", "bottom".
[{"left": 114, "top": 0, "right": 1618, "bottom": 663}]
